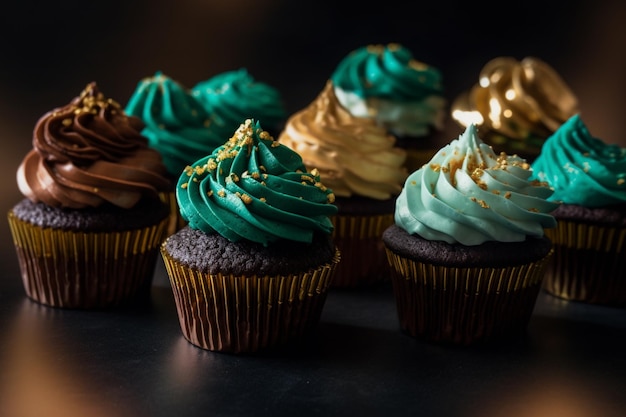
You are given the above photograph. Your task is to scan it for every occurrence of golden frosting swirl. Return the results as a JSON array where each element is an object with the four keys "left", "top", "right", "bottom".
[
  {"left": 17, "top": 82, "right": 170, "bottom": 209},
  {"left": 278, "top": 81, "right": 407, "bottom": 200}
]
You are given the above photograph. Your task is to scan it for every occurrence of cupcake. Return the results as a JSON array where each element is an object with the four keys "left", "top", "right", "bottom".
[
  {"left": 451, "top": 56, "right": 579, "bottom": 161},
  {"left": 124, "top": 71, "right": 224, "bottom": 235},
  {"left": 278, "top": 81, "right": 407, "bottom": 288},
  {"left": 7, "top": 82, "right": 171, "bottom": 309},
  {"left": 191, "top": 68, "right": 288, "bottom": 138},
  {"left": 330, "top": 43, "right": 447, "bottom": 172},
  {"left": 160, "top": 119, "right": 340, "bottom": 353},
  {"left": 530, "top": 114, "right": 626, "bottom": 306},
  {"left": 382, "top": 124, "right": 559, "bottom": 345}
]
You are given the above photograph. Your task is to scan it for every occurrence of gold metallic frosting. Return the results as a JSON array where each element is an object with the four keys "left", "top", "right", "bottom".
[
  {"left": 278, "top": 81, "right": 407, "bottom": 200},
  {"left": 451, "top": 57, "right": 579, "bottom": 158}
]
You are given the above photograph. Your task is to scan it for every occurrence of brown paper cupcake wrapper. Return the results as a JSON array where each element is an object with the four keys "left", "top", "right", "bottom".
[
  {"left": 159, "top": 190, "right": 187, "bottom": 238},
  {"left": 161, "top": 246, "right": 340, "bottom": 353},
  {"left": 543, "top": 221, "right": 626, "bottom": 306},
  {"left": 385, "top": 248, "right": 553, "bottom": 345},
  {"left": 331, "top": 213, "right": 394, "bottom": 288},
  {"left": 7, "top": 211, "right": 168, "bottom": 309}
]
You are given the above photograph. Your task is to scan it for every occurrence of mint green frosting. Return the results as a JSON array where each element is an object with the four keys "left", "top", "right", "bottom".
[
  {"left": 330, "top": 43, "right": 446, "bottom": 137},
  {"left": 176, "top": 119, "right": 337, "bottom": 245},
  {"left": 395, "top": 124, "right": 559, "bottom": 245},
  {"left": 191, "top": 68, "right": 287, "bottom": 137},
  {"left": 530, "top": 114, "right": 626, "bottom": 207},
  {"left": 125, "top": 71, "right": 224, "bottom": 176}
]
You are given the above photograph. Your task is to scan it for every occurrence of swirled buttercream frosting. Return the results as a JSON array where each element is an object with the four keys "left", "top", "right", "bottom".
[
  {"left": 530, "top": 114, "right": 626, "bottom": 206},
  {"left": 191, "top": 68, "right": 287, "bottom": 136},
  {"left": 395, "top": 124, "right": 559, "bottom": 245},
  {"left": 17, "top": 82, "right": 171, "bottom": 209},
  {"left": 451, "top": 56, "right": 578, "bottom": 156},
  {"left": 124, "top": 71, "right": 224, "bottom": 177},
  {"left": 278, "top": 81, "right": 407, "bottom": 200},
  {"left": 177, "top": 119, "right": 337, "bottom": 245},
  {"left": 331, "top": 43, "right": 446, "bottom": 137}
]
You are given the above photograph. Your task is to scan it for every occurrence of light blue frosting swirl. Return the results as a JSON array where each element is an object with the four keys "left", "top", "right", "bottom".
[{"left": 395, "top": 124, "right": 559, "bottom": 245}]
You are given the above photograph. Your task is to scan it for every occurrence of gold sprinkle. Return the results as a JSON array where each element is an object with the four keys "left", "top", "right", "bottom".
[
  {"left": 618, "top": 178, "right": 625, "bottom": 186},
  {"left": 240, "top": 194, "right": 252, "bottom": 204},
  {"left": 181, "top": 183, "right": 188, "bottom": 189},
  {"left": 470, "top": 196, "right": 489, "bottom": 208},
  {"left": 504, "top": 191, "right": 511, "bottom": 199},
  {"left": 217, "top": 190, "right": 226, "bottom": 197},
  {"left": 207, "top": 190, "right": 213, "bottom": 197},
  {"left": 62, "top": 119, "right": 72, "bottom": 127},
  {"left": 93, "top": 187, "right": 99, "bottom": 193},
  {"left": 327, "top": 193, "right": 335, "bottom": 204},
  {"left": 260, "top": 197, "right": 266, "bottom": 203}
]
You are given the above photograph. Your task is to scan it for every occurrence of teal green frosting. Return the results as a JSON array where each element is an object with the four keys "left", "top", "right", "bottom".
[
  {"left": 191, "top": 68, "right": 287, "bottom": 137},
  {"left": 330, "top": 43, "right": 444, "bottom": 101},
  {"left": 395, "top": 124, "right": 559, "bottom": 245},
  {"left": 125, "top": 71, "right": 224, "bottom": 176},
  {"left": 176, "top": 119, "right": 337, "bottom": 245},
  {"left": 530, "top": 114, "right": 626, "bottom": 206}
]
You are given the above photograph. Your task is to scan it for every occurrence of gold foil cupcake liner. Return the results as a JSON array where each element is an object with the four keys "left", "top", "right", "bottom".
[
  {"left": 331, "top": 213, "right": 394, "bottom": 288},
  {"left": 159, "top": 190, "right": 187, "bottom": 238},
  {"left": 7, "top": 211, "right": 168, "bottom": 309},
  {"left": 385, "top": 248, "right": 553, "bottom": 345},
  {"left": 160, "top": 245, "right": 340, "bottom": 353},
  {"left": 543, "top": 221, "right": 626, "bottom": 306}
]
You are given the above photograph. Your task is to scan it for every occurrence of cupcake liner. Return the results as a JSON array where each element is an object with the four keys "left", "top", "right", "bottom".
[
  {"left": 161, "top": 246, "right": 340, "bottom": 353},
  {"left": 331, "top": 213, "right": 394, "bottom": 288},
  {"left": 159, "top": 190, "right": 187, "bottom": 238},
  {"left": 543, "top": 220, "right": 626, "bottom": 306},
  {"left": 385, "top": 248, "right": 553, "bottom": 345},
  {"left": 7, "top": 210, "right": 168, "bottom": 309}
]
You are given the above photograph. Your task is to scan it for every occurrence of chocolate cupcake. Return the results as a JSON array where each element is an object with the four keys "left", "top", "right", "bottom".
[
  {"left": 531, "top": 114, "right": 626, "bottom": 305},
  {"left": 383, "top": 124, "right": 559, "bottom": 345},
  {"left": 279, "top": 81, "right": 407, "bottom": 288},
  {"left": 8, "top": 82, "right": 171, "bottom": 309},
  {"left": 161, "top": 119, "right": 339, "bottom": 353}
]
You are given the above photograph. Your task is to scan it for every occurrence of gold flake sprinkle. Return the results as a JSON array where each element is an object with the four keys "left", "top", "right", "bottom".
[
  {"left": 62, "top": 119, "right": 72, "bottom": 127},
  {"left": 618, "top": 178, "right": 625, "bottom": 186},
  {"left": 217, "top": 190, "right": 226, "bottom": 197},
  {"left": 181, "top": 183, "right": 188, "bottom": 189}
]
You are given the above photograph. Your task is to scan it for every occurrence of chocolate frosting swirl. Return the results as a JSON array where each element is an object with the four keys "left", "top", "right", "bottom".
[{"left": 17, "top": 82, "right": 170, "bottom": 209}]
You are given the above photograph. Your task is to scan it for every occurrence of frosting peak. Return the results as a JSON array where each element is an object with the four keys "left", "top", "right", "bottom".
[
  {"left": 177, "top": 119, "right": 337, "bottom": 246},
  {"left": 17, "top": 82, "right": 170, "bottom": 209},
  {"left": 395, "top": 124, "right": 559, "bottom": 245}
]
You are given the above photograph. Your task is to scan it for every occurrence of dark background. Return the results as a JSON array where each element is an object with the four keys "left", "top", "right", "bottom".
[{"left": 2, "top": 0, "right": 625, "bottom": 278}]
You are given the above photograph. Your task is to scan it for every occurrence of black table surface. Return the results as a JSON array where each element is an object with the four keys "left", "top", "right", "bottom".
[{"left": 1, "top": 260, "right": 626, "bottom": 417}]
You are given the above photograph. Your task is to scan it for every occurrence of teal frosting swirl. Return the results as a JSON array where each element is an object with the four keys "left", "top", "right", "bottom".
[
  {"left": 177, "top": 119, "right": 337, "bottom": 245},
  {"left": 395, "top": 124, "right": 559, "bottom": 245},
  {"left": 125, "top": 71, "right": 224, "bottom": 176},
  {"left": 530, "top": 114, "right": 626, "bottom": 207},
  {"left": 191, "top": 68, "right": 287, "bottom": 136},
  {"left": 330, "top": 43, "right": 446, "bottom": 136}
]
